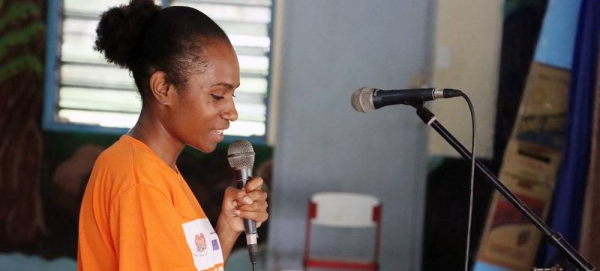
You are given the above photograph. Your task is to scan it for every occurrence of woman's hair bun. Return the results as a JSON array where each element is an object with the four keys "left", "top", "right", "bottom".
[{"left": 94, "top": 0, "right": 160, "bottom": 69}]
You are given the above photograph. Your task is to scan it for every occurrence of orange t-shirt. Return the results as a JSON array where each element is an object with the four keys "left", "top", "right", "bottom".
[{"left": 78, "top": 135, "right": 225, "bottom": 271}]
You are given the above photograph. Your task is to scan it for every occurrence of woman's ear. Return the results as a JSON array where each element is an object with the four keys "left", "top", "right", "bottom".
[{"left": 149, "top": 71, "right": 175, "bottom": 105}]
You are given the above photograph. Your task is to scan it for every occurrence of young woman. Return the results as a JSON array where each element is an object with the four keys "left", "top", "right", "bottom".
[{"left": 77, "top": 1, "right": 269, "bottom": 270}]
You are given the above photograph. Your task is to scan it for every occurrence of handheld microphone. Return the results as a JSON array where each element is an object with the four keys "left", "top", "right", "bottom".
[
  {"left": 227, "top": 140, "right": 258, "bottom": 268},
  {"left": 351, "top": 87, "right": 463, "bottom": 113}
]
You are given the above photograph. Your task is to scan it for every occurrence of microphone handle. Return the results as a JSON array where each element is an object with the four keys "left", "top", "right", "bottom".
[
  {"left": 373, "top": 88, "right": 438, "bottom": 107},
  {"left": 372, "top": 88, "right": 462, "bottom": 108},
  {"left": 233, "top": 168, "right": 259, "bottom": 264}
]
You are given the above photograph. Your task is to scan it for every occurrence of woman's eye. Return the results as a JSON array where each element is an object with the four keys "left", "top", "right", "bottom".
[{"left": 211, "top": 94, "right": 224, "bottom": 101}]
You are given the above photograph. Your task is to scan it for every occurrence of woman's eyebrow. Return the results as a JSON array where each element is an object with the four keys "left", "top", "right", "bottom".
[{"left": 210, "top": 82, "right": 241, "bottom": 89}]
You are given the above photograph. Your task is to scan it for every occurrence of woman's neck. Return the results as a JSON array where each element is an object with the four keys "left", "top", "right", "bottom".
[{"left": 127, "top": 110, "right": 185, "bottom": 170}]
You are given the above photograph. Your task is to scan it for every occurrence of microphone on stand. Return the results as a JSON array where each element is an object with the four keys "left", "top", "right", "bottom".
[
  {"left": 351, "top": 87, "right": 463, "bottom": 113},
  {"left": 227, "top": 140, "right": 258, "bottom": 270}
]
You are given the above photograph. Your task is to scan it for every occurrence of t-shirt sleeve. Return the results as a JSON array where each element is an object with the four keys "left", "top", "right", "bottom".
[{"left": 110, "top": 184, "right": 196, "bottom": 270}]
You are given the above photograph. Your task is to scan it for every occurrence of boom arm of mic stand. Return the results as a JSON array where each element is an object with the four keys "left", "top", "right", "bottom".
[{"left": 412, "top": 104, "right": 595, "bottom": 271}]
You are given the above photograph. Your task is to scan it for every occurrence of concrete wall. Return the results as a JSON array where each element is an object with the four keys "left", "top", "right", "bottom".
[{"left": 267, "top": 0, "right": 433, "bottom": 270}]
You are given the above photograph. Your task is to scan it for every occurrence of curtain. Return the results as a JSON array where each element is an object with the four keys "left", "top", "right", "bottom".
[{"left": 544, "top": 0, "right": 600, "bottom": 266}]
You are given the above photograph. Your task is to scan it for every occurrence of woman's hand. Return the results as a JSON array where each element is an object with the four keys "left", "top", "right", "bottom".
[{"left": 218, "top": 177, "right": 269, "bottom": 234}]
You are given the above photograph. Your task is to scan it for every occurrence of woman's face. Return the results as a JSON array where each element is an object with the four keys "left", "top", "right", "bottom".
[{"left": 167, "top": 41, "right": 240, "bottom": 153}]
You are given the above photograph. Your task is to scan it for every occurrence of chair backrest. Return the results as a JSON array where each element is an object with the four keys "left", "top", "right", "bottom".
[
  {"left": 309, "top": 192, "right": 380, "bottom": 227},
  {"left": 304, "top": 192, "right": 382, "bottom": 270}
]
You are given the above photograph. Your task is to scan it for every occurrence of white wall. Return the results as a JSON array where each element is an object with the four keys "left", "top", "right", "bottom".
[
  {"left": 429, "top": 0, "right": 504, "bottom": 158},
  {"left": 267, "top": 0, "right": 433, "bottom": 270}
]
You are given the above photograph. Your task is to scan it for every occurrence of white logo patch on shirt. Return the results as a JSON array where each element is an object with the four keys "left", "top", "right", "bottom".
[{"left": 182, "top": 218, "right": 224, "bottom": 270}]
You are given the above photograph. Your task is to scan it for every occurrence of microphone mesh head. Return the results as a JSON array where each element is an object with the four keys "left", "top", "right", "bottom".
[
  {"left": 351, "top": 87, "right": 375, "bottom": 113},
  {"left": 227, "top": 140, "right": 255, "bottom": 169}
]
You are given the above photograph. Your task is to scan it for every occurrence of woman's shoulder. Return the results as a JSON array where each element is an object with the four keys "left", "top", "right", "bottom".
[
  {"left": 92, "top": 135, "right": 177, "bottom": 189},
  {"left": 96, "top": 135, "right": 162, "bottom": 168}
]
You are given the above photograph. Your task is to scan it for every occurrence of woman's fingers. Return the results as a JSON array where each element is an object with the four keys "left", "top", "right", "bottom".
[
  {"left": 231, "top": 177, "right": 268, "bottom": 204},
  {"left": 237, "top": 209, "right": 269, "bottom": 224},
  {"left": 237, "top": 178, "right": 269, "bottom": 223},
  {"left": 223, "top": 176, "right": 269, "bottom": 226},
  {"left": 244, "top": 177, "right": 264, "bottom": 192},
  {"left": 246, "top": 190, "right": 268, "bottom": 202},
  {"left": 235, "top": 194, "right": 268, "bottom": 221},
  {"left": 237, "top": 200, "right": 268, "bottom": 212},
  {"left": 243, "top": 177, "right": 268, "bottom": 202}
]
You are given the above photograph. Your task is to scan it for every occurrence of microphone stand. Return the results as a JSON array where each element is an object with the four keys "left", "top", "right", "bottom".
[{"left": 411, "top": 102, "right": 595, "bottom": 271}]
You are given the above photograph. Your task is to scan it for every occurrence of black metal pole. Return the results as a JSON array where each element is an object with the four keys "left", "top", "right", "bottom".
[{"left": 413, "top": 105, "right": 594, "bottom": 271}]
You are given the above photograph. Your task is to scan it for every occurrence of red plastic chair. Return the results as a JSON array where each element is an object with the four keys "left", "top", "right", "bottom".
[{"left": 303, "top": 192, "right": 382, "bottom": 270}]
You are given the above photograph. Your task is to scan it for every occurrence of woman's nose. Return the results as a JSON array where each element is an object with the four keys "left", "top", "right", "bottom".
[{"left": 222, "top": 99, "right": 238, "bottom": 122}]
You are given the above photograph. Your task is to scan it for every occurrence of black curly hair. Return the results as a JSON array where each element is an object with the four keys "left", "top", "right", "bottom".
[{"left": 94, "top": 0, "right": 230, "bottom": 104}]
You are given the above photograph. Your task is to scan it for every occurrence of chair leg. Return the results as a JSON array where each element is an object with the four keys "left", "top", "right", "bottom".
[{"left": 303, "top": 201, "right": 317, "bottom": 270}]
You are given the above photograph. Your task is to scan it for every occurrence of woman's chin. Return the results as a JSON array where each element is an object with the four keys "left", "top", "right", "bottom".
[{"left": 190, "top": 142, "right": 218, "bottom": 153}]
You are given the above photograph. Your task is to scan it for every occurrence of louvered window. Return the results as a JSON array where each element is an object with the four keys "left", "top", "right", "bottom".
[{"left": 43, "top": 0, "right": 272, "bottom": 139}]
